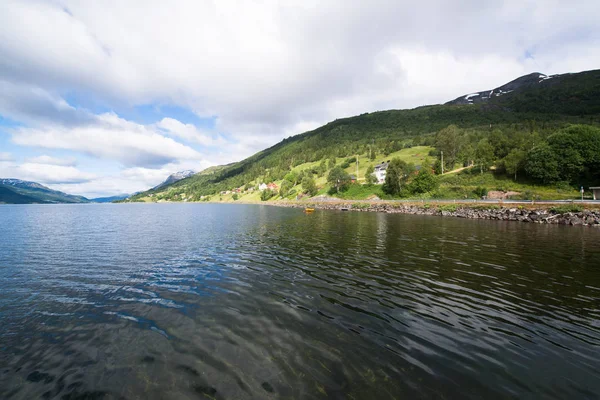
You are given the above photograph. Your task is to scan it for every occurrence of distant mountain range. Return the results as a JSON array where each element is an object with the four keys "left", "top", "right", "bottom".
[
  {"left": 0, "top": 179, "right": 89, "bottom": 204},
  {"left": 90, "top": 194, "right": 130, "bottom": 203},
  {"left": 152, "top": 170, "right": 196, "bottom": 190},
  {"left": 0, "top": 170, "right": 199, "bottom": 204}
]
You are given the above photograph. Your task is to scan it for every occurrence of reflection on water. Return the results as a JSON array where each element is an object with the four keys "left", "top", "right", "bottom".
[{"left": 0, "top": 203, "right": 599, "bottom": 399}]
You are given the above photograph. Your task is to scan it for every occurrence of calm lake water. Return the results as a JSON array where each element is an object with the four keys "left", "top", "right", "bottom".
[{"left": 0, "top": 204, "right": 599, "bottom": 399}]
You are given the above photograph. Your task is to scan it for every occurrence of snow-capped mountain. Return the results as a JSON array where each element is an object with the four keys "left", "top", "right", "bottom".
[
  {"left": 446, "top": 72, "right": 560, "bottom": 105},
  {"left": 152, "top": 170, "right": 196, "bottom": 190}
]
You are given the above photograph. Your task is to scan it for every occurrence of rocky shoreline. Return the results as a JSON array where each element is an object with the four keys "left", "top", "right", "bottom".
[{"left": 276, "top": 201, "right": 600, "bottom": 227}]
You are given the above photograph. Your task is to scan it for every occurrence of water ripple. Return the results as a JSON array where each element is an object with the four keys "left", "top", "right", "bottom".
[{"left": 0, "top": 204, "right": 599, "bottom": 399}]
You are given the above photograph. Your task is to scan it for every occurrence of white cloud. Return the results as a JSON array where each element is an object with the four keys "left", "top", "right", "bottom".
[
  {"left": 10, "top": 113, "right": 203, "bottom": 168},
  {"left": 156, "top": 118, "right": 227, "bottom": 146},
  {"left": 17, "top": 163, "right": 95, "bottom": 184},
  {"left": 1, "top": 0, "right": 598, "bottom": 139},
  {"left": 25, "top": 155, "right": 77, "bottom": 166},
  {"left": 0, "top": 80, "right": 94, "bottom": 126},
  {"left": 0, "top": 152, "right": 13, "bottom": 161},
  {"left": 0, "top": 160, "right": 95, "bottom": 184},
  {"left": 50, "top": 160, "right": 213, "bottom": 198},
  {"left": 1, "top": 0, "right": 599, "bottom": 196}
]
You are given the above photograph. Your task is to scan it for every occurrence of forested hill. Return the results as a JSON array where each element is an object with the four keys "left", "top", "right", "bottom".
[
  {"left": 0, "top": 179, "right": 89, "bottom": 204},
  {"left": 129, "top": 69, "right": 600, "bottom": 202}
]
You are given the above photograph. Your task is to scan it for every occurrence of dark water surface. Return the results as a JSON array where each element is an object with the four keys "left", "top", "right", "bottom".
[{"left": 1, "top": 204, "right": 599, "bottom": 399}]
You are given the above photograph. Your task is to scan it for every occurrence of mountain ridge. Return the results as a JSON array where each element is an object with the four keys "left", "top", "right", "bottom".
[
  {"left": 91, "top": 195, "right": 130, "bottom": 203},
  {"left": 128, "top": 68, "right": 600, "bottom": 202},
  {"left": 152, "top": 170, "right": 196, "bottom": 190},
  {"left": 446, "top": 72, "right": 555, "bottom": 105},
  {"left": 0, "top": 178, "right": 90, "bottom": 204}
]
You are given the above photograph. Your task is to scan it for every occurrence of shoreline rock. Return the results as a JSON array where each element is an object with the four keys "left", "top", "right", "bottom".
[{"left": 272, "top": 202, "right": 600, "bottom": 227}]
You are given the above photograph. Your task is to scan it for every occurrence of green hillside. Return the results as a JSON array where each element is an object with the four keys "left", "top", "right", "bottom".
[
  {"left": 0, "top": 185, "right": 44, "bottom": 204},
  {"left": 129, "top": 69, "right": 600, "bottom": 203},
  {"left": 0, "top": 180, "right": 89, "bottom": 204},
  {"left": 490, "top": 69, "right": 600, "bottom": 116},
  {"left": 10, "top": 186, "right": 89, "bottom": 204}
]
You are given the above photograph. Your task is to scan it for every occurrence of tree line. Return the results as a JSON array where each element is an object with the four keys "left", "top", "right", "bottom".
[{"left": 432, "top": 124, "right": 600, "bottom": 186}]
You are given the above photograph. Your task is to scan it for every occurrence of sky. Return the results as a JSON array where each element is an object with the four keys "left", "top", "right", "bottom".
[{"left": 0, "top": 0, "right": 599, "bottom": 198}]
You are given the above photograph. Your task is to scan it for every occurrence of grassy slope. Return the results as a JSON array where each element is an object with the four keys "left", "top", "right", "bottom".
[
  {"left": 135, "top": 146, "right": 435, "bottom": 202},
  {"left": 135, "top": 145, "right": 584, "bottom": 203},
  {"left": 129, "top": 69, "right": 600, "bottom": 203},
  {"left": 436, "top": 171, "right": 581, "bottom": 200}
]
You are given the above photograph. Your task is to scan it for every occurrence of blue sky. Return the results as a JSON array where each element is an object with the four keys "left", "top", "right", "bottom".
[{"left": 1, "top": 0, "right": 599, "bottom": 197}]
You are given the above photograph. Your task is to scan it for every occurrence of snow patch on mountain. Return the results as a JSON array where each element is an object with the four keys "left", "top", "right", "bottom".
[
  {"left": 152, "top": 170, "right": 196, "bottom": 190},
  {"left": 445, "top": 72, "right": 562, "bottom": 106},
  {"left": 0, "top": 178, "right": 49, "bottom": 190}
]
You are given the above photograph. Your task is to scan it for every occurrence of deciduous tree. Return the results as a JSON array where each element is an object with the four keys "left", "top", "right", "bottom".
[
  {"left": 383, "top": 158, "right": 414, "bottom": 196},
  {"left": 301, "top": 176, "right": 318, "bottom": 196},
  {"left": 365, "top": 164, "right": 377, "bottom": 184},
  {"left": 525, "top": 144, "right": 560, "bottom": 184},
  {"left": 503, "top": 149, "right": 526, "bottom": 180},
  {"left": 327, "top": 166, "right": 351, "bottom": 193},
  {"left": 475, "top": 139, "right": 495, "bottom": 174}
]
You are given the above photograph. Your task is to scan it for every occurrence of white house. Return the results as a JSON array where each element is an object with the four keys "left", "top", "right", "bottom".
[
  {"left": 373, "top": 161, "right": 390, "bottom": 184},
  {"left": 258, "top": 183, "right": 268, "bottom": 191}
]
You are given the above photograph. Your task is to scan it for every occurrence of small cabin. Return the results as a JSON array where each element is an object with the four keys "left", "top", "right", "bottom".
[{"left": 590, "top": 187, "right": 600, "bottom": 200}]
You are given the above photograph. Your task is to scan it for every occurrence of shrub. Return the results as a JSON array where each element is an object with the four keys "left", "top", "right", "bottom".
[
  {"left": 519, "top": 190, "right": 540, "bottom": 201},
  {"left": 555, "top": 181, "right": 572, "bottom": 192},
  {"left": 408, "top": 168, "right": 438, "bottom": 194},
  {"left": 232, "top": 193, "right": 239, "bottom": 201},
  {"left": 473, "top": 186, "right": 488, "bottom": 198},
  {"left": 438, "top": 204, "right": 458, "bottom": 212},
  {"left": 472, "top": 204, "right": 500, "bottom": 210},
  {"left": 260, "top": 189, "right": 275, "bottom": 201},
  {"left": 279, "top": 179, "right": 293, "bottom": 198},
  {"left": 301, "top": 176, "right": 318, "bottom": 196},
  {"left": 365, "top": 164, "right": 377, "bottom": 184},
  {"left": 550, "top": 204, "right": 583, "bottom": 214}
]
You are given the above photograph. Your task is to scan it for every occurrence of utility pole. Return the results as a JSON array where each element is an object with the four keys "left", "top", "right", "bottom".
[
  {"left": 441, "top": 151, "right": 444, "bottom": 175},
  {"left": 356, "top": 154, "right": 359, "bottom": 182}
]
